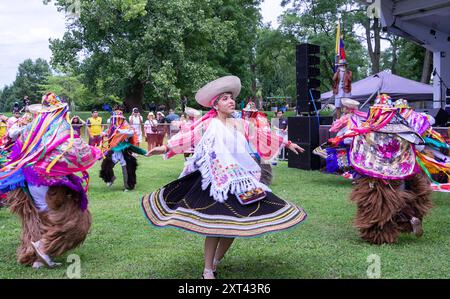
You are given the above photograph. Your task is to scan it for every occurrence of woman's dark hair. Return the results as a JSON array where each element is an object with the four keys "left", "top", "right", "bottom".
[{"left": 72, "top": 117, "right": 80, "bottom": 123}]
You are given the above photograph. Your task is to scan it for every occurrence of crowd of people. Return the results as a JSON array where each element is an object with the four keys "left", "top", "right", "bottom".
[{"left": 63, "top": 103, "right": 290, "bottom": 153}]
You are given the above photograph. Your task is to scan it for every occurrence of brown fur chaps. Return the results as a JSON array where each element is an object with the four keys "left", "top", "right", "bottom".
[
  {"left": 6, "top": 186, "right": 92, "bottom": 265},
  {"left": 350, "top": 173, "right": 432, "bottom": 245}
]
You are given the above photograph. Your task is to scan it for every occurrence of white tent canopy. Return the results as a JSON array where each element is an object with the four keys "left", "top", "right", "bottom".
[{"left": 321, "top": 70, "right": 434, "bottom": 102}]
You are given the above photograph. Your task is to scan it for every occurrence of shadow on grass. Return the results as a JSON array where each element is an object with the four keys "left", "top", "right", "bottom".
[{"left": 159, "top": 250, "right": 312, "bottom": 279}]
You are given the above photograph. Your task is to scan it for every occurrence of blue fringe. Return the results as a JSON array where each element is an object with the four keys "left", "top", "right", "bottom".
[{"left": 326, "top": 148, "right": 340, "bottom": 173}]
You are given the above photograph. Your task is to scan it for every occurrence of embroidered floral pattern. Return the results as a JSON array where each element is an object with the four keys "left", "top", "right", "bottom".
[{"left": 350, "top": 132, "right": 417, "bottom": 179}]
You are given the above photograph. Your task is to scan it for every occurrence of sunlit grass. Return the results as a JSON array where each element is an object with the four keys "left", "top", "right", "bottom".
[{"left": 0, "top": 156, "right": 448, "bottom": 279}]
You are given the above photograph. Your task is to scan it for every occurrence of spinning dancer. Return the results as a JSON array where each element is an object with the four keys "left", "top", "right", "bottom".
[
  {"left": 329, "top": 95, "right": 433, "bottom": 244},
  {"left": 99, "top": 107, "right": 147, "bottom": 191},
  {"left": 141, "top": 76, "right": 307, "bottom": 279},
  {"left": 0, "top": 93, "right": 101, "bottom": 268}
]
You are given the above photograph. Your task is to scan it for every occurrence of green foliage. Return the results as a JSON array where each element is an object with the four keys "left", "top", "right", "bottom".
[
  {"left": 256, "top": 27, "right": 297, "bottom": 100},
  {"left": 39, "top": 75, "right": 89, "bottom": 110},
  {"left": 46, "top": 0, "right": 262, "bottom": 109},
  {"left": 279, "top": 0, "right": 368, "bottom": 92},
  {"left": 381, "top": 39, "right": 425, "bottom": 81},
  {"left": 0, "top": 58, "right": 51, "bottom": 112}
]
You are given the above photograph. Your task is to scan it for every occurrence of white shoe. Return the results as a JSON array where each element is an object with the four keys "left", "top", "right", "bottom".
[
  {"left": 31, "top": 241, "right": 61, "bottom": 268},
  {"left": 32, "top": 261, "right": 45, "bottom": 269},
  {"left": 106, "top": 182, "right": 113, "bottom": 187},
  {"left": 202, "top": 268, "right": 215, "bottom": 279}
]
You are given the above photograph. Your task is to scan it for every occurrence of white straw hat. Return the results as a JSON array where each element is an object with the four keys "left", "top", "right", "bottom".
[{"left": 195, "top": 76, "right": 241, "bottom": 108}]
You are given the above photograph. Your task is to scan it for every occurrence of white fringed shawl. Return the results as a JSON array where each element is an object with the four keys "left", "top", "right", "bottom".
[{"left": 181, "top": 118, "right": 271, "bottom": 203}]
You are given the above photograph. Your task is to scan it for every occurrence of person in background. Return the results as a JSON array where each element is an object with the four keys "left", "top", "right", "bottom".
[
  {"left": 0, "top": 114, "right": 7, "bottom": 139},
  {"left": 7, "top": 107, "right": 21, "bottom": 130},
  {"left": 129, "top": 108, "right": 144, "bottom": 144},
  {"left": 149, "top": 101, "right": 157, "bottom": 113},
  {"left": 155, "top": 111, "right": 167, "bottom": 146},
  {"left": 273, "top": 110, "right": 288, "bottom": 139},
  {"left": 144, "top": 112, "right": 158, "bottom": 151},
  {"left": 102, "top": 103, "right": 112, "bottom": 113},
  {"left": 70, "top": 115, "right": 85, "bottom": 137},
  {"left": 272, "top": 110, "right": 289, "bottom": 161},
  {"left": 165, "top": 109, "right": 180, "bottom": 123},
  {"left": 86, "top": 110, "right": 103, "bottom": 146},
  {"left": 181, "top": 96, "right": 188, "bottom": 113},
  {"left": 332, "top": 59, "right": 352, "bottom": 120},
  {"left": 167, "top": 109, "right": 181, "bottom": 137},
  {"left": 179, "top": 114, "right": 187, "bottom": 126}
]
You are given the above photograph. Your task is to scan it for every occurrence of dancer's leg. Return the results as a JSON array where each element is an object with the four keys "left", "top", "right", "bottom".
[
  {"left": 213, "top": 238, "right": 235, "bottom": 273},
  {"left": 204, "top": 237, "right": 220, "bottom": 279},
  {"left": 214, "top": 238, "right": 235, "bottom": 262}
]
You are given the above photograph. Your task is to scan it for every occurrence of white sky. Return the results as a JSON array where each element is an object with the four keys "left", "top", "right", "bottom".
[
  {"left": 261, "top": 0, "right": 286, "bottom": 28},
  {"left": 0, "top": 0, "right": 285, "bottom": 89}
]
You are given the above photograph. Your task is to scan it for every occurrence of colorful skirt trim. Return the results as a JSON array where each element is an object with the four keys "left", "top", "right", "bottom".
[{"left": 141, "top": 171, "right": 307, "bottom": 238}]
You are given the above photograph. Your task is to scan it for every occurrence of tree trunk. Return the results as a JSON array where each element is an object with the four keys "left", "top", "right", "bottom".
[
  {"left": 124, "top": 81, "right": 145, "bottom": 112},
  {"left": 421, "top": 49, "right": 433, "bottom": 84},
  {"left": 365, "top": 18, "right": 381, "bottom": 74},
  {"left": 391, "top": 41, "right": 398, "bottom": 75},
  {"left": 372, "top": 18, "right": 381, "bottom": 74},
  {"left": 251, "top": 63, "right": 257, "bottom": 97}
]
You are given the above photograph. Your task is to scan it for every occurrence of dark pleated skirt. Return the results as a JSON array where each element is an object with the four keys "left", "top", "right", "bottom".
[{"left": 141, "top": 170, "right": 307, "bottom": 238}]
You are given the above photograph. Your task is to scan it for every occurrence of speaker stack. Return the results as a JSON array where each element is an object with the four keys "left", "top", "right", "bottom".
[
  {"left": 288, "top": 43, "right": 323, "bottom": 170},
  {"left": 287, "top": 116, "right": 321, "bottom": 170},
  {"left": 296, "top": 43, "right": 321, "bottom": 114}
]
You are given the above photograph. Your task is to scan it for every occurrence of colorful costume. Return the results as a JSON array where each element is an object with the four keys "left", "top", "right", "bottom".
[
  {"left": 142, "top": 76, "right": 306, "bottom": 238},
  {"left": 330, "top": 95, "right": 433, "bottom": 244},
  {"left": 395, "top": 99, "right": 450, "bottom": 192},
  {"left": 99, "top": 109, "right": 147, "bottom": 191},
  {"left": 314, "top": 98, "right": 367, "bottom": 178},
  {"left": 242, "top": 102, "right": 273, "bottom": 186},
  {"left": 0, "top": 93, "right": 101, "bottom": 267},
  {"left": 181, "top": 107, "right": 201, "bottom": 158}
]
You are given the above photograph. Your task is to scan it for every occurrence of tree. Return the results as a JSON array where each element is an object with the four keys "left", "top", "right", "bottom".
[
  {"left": 255, "top": 27, "right": 297, "bottom": 101},
  {"left": 380, "top": 37, "right": 430, "bottom": 84},
  {"left": 12, "top": 58, "right": 52, "bottom": 103},
  {"left": 280, "top": 0, "right": 367, "bottom": 91},
  {"left": 0, "top": 58, "right": 51, "bottom": 112},
  {"left": 39, "top": 75, "right": 91, "bottom": 111},
  {"left": 0, "top": 86, "right": 14, "bottom": 112},
  {"left": 46, "top": 0, "right": 262, "bottom": 111}
]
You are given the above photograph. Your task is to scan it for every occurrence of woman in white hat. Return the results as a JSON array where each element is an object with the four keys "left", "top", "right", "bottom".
[
  {"left": 142, "top": 76, "right": 307, "bottom": 279},
  {"left": 181, "top": 107, "right": 201, "bottom": 159},
  {"left": 144, "top": 112, "right": 158, "bottom": 151},
  {"left": 129, "top": 107, "right": 144, "bottom": 144}
]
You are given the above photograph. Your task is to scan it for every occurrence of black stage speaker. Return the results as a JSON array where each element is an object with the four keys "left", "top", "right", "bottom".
[
  {"left": 287, "top": 142, "right": 321, "bottom": 170},
  {"left": 288, "top": 116, "right": 320, "bottom": 144},
  {"left": 287, "top": 116, "right": 321, "bottom": 170},
  {"left": 296, "top": 43, "right": 321, "bottom": 114},
  {"left": 416, "top": 108, "right": 448, "bottom": 126}
]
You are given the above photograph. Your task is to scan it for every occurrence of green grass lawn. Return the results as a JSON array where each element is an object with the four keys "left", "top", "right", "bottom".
[{"left": 0, "top": 156, "right": 449, "bottom": 279}]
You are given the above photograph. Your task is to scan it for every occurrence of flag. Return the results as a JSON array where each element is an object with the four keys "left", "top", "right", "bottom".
[{"left": 334, "top": 20, "right": 346, "bottom": 72}]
